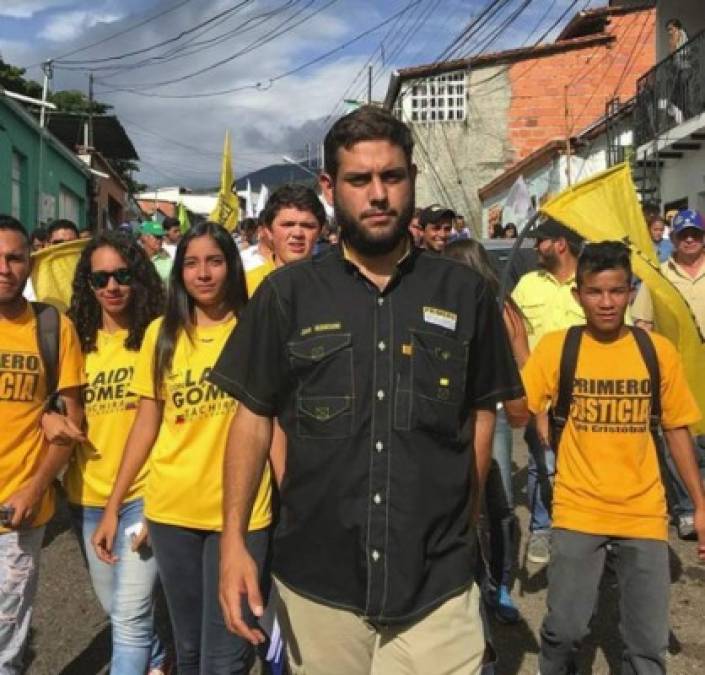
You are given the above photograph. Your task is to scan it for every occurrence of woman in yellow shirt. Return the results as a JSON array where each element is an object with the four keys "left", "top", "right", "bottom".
[
  {"left": 92, "top": 222, "right": 271, "bottom": 675},
  {"left": 65, "top": 231, "right": 166, "bottom": 674}
]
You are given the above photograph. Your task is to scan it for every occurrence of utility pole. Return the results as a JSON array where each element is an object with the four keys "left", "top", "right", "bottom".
[
  {"left": 88, "top": 72, "right": 95, "bottom": 148},
  {"left": 37, "top": 59, "right": 53, "bottom": 224},
  {"left": 367, "top": 65, "right": 373, "bottom": 104}
]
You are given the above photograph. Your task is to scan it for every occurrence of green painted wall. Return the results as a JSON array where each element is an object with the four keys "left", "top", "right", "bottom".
[{"left": 0, "top": 98, "right": 89, "bottom": 232}]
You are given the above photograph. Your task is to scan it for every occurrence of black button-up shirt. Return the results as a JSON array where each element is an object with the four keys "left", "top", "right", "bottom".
[{"left": 210, "top": 246, "right": 523, "bottom": 623}]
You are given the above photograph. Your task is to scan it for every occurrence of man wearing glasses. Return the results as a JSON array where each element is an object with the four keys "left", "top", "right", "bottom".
[
  {"left": 419, "top": 204, "right": 455, "bottom": 253},
  {"left": 138, "top": 221, "right": 172, "bottom": 285},
  {"left": 633, "top": 208, "right": 705, "bottom": 540}
]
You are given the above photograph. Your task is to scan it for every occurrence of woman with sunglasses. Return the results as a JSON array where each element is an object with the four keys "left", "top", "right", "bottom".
[
  {"left": 92, "top": 222, "right": 272, "bottom": 675},
  {"left": 65, "top": 231, "right": 167, "bottom": 674}
]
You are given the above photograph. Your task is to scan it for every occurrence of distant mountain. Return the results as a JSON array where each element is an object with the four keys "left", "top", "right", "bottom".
[{"left": 235, "top": 162, "right": 319, "bottom": 191}]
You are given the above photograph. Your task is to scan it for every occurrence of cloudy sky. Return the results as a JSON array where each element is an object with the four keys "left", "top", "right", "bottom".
[{"left": 0, "top": 0, "right": 603, "bottom": 188}]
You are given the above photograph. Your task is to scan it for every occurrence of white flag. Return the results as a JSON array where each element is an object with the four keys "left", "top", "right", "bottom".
[
  {"left": 255, "top": 183, "right": 269, "bottom": 216},
  {"left": 245, "top": 180, "right": 255, "bottom": 218},
  {"left": 505, "top": 175, "right": 534, "bottom": 228}
]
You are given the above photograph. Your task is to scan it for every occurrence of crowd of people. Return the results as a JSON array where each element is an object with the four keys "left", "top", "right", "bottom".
[{"left": 1, "top": 105, "right": 704, "bottom": 675}]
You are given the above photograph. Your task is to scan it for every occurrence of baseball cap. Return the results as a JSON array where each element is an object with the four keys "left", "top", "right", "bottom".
[
  {"left": 139, "top": 220, "right": 166, "bottom": 237},
  {"left": 671, "top": 209, "right": 705, "bottom": 235},
  {"left": 530, "top": 218, "right": 583, "bottom": 247},
  {"left": 419, "top": 204, "right": 455, "bottom": 227}
]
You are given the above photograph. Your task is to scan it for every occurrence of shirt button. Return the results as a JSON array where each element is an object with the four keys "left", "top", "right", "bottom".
[
  {"left": 377, "top": 297, "right": 384, "bottom": 306},
  {"left": 373, "top": 493, "right": 382, "bottom": 505},
  {"left": 378, "top": 340, "right": 386, "bottom": 351},
  {"left": 371, "top": 549, "right": 381, "bottom": 562},
  {"left": 376, "top": 389, "right": 385, "bottom": 401},
  {"left": 375, "top": 441, "right": 384, "bottom": 452}
]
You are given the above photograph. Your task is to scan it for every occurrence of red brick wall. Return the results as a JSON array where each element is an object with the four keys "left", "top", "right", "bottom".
[{"left": 507, "top": 8, "right": 655, "bottom": 163}]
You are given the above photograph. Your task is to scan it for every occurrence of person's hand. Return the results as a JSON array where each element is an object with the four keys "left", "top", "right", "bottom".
[
  {"left": 130, "top": 521, "right": 150, "bottom": 552},
  {"left": 92, "top": 509, "right": 119, "bottom": 564},
  {"left": 694, "top": 506, "right": 705, "bottom": 562},
  {"left": 41, "top": 412, "right": 86, "bottom": 445},
  {"left": 3, "top": 484, "right": 42, "bottom": 528},
  {"left": 536, "top": 411, "right": 551, "bottom": 447},
  {"left": 219, "top": 536, "right": 265, "bottom": 645}
]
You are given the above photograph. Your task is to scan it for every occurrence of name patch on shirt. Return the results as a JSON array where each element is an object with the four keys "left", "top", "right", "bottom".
[
  {"left": 423, "top": 306, "right": 457, "bottom": 331},
  {"left": 300, "top": 322, "right": 342, "bottom": 337}
]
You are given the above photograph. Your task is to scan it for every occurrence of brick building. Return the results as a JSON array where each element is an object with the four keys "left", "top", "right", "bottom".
[{"left": 383, "top": 2, "right": 656, "bottom": 234}]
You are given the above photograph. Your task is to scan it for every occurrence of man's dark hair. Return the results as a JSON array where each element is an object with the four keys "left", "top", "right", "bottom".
[
  {"left": 162, "top": 216, "right": 181, "bottom": 231},
  {"left": 576, "top": 241, "right": 632, "bottom": 287},
  {"left": 30, "top": 226, "right": 47, "bottom": 244},
  {"left": 324, "top": 105, "right": 414, "bottom": 181},
  {"left": 0, "top": 214, "right": 30, "bottom": 248},
  {"left": 46, "top": 218, "right": 79, "bottom": 240},
  {"left": 666, "top": 18, "right": 684, "bottom": 31},
  {"left": 261, "top": 184, "right": 326, "bottom": 228}
]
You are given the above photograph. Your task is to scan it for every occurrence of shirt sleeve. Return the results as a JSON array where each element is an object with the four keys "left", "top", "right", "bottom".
[
  {"left": 57, "top": 316, "right": 86, "bottom": 391},
  {"left": 631, "top": 282, "right": 654, "bottom": 323},
  {"left": 656, "top": 336, "right": 702, "bottom": 430},
  {"left": 130, "top": 319, "right": 162, "bottom": 400},
  {"left": 209, "top": 277, "right": 288, "bottom": 417},
  {"left": 520, "top": 334, "right": 558, "bottom": 414},
  {"left": 465, "top": 281, "right": 524, "bottom": 407}
]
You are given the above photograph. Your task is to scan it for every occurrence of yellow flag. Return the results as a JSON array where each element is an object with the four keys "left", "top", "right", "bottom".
[
  {"left": 31, "top": 239, "right": 89, "bottom": 313},
  {"left": 209, "top": 130, "right": 239, "bottom": 232},
  {"left": 541, "top": 163, "right": 705, "bottom": 434},
  {"left": 178, "top": 201, "right": 190, "bottom": 234}
]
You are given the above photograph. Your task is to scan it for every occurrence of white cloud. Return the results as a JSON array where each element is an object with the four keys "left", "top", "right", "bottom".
[
  {"left": 0, "top": 1, "right": 72, "bottom": 19},
  {"left": 39, "top": 10, "right": 123, "bottom": 42}
]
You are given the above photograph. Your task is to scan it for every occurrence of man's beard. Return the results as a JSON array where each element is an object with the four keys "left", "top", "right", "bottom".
[
  {"left": 335, "top": 194, "right": 415, "bottom": 257},
  {"left": 538, "top": 247, "right": 559, "bottom": 273}
]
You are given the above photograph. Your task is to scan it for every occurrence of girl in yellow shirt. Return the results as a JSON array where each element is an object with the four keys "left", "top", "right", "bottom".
[
  {"left": 93, "top": 222, "right": 271, "bottom": 675},
  {"left": 65, "top": 231, "right": 166, "bottom": 674}
]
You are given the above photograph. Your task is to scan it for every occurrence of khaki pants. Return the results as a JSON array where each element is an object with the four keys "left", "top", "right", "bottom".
[{"left": 275, "top": 580, "right": 484, "bottom": 675}]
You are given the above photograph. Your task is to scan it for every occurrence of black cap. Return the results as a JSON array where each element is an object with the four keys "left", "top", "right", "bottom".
[
  {"left": 419, "top": 204, "right": 455, "bottom": 227},
  {"left": 530, "top": 218, "right": 583, "bottom": 247}
]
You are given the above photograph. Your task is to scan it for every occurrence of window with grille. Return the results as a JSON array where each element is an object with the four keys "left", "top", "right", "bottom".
[
  {"left": 408, "top": 71, "right": 466, "bottom": 123},
  {"left": 11, "top": 151, "right": 24, "bottom": 220}
]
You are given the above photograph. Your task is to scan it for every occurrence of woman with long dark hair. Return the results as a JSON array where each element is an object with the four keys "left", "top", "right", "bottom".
[
  {"left": 444, "top": 238, "right": 529, "bottom": 625},
  {"left": 65, "top": 231, "right": 167, "bottom": 674},
  {"left": 92, "top": 222, "right": 272, "bottom": 674}
]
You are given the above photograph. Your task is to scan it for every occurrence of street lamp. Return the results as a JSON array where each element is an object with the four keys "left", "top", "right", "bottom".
[{"left": 282, "top": 155, "right": 318, "bottom": 178}]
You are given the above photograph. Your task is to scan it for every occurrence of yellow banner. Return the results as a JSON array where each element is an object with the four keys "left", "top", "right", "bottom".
[
  {"left": 30, "top": 238, "right": 88, "bottom": 313},
  {"left": 208, "top": 130, "right": 239, "bottom": 232},
  {"left": 541, "top": 163, "right": 705, "bottom": 434}
]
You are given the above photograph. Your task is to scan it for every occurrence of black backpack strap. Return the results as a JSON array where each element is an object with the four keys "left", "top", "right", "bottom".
[
  {"left": 629, "top": 326, "right": 661, "bottom": 436},
  {"left": 31, "top": 301, "right": 60, "bottom": 399},
  {"left": 551, "top": 326, "right": 585, "bottom": 450}
]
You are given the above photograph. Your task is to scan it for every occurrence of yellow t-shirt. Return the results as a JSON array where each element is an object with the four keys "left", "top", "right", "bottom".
[
  {"left": 522, "top": 329, "right": 701, "bottom": 541},
  {"left": 64, "top": 330, "right": 146, "bottom": 507},
  {"left": 0, "top": 303, "right": 84, "bottom": 532},
  {"left": 131, "top": 317, "right": 271, "bottom": 531},
  {"left": 245, "top": 257, "right": 276, "bottom": 298}
]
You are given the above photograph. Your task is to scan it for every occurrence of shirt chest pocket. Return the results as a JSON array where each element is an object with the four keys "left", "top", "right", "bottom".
[
  {"left": 287, "top": 333, "right": 354, "bottom": 439},
  {"left": 395, "top": 329, "right": 468, "bottom": 437}
]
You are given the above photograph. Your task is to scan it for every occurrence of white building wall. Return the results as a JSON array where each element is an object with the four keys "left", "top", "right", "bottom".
[{"left": 659, "top": 146, "right": 705, "bottom": 212}]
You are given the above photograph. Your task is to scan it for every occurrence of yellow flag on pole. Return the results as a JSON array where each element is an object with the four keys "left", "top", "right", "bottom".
[
  {"left": 209, "top": 130, "right": 239, "bottom": 232},
  {"left": 178, "top": 201, "right": 190, "bottom": 234},
  {"left": 31, "top": 238, "right": 89, "bottom": 313},
  {"left": 540, "top": 163, "right": 705, "bottom": 433}
]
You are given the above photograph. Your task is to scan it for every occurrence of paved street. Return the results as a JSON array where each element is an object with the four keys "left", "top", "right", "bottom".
[{"left": 27, "top": 433, "right": 705, "bottom": 674}]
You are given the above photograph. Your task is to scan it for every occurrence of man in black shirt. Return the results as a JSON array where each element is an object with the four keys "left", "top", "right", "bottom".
[{"left": 211, "top": 106, "right": 523, "bottom": 674}]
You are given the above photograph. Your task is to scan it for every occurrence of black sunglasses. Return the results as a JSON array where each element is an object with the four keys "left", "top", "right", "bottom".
[{"left": 89, "top": 268, "right": 133, "bottom": 288}]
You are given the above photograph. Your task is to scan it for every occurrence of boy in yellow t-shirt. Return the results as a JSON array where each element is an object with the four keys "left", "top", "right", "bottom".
[
  {"left": 0, "top": 216, "right": 84, "bottom": 673},
  {"left": 522, "top": 241, "right": 705, "bottom": 675}
]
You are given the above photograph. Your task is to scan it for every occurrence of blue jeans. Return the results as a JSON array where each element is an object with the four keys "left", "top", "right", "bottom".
[
  {"left": 70, "top": 499, "right": 165, "bottom": 675},
  {"left": 485, "top": 408, "right": 518, "bottom": 588},
  {"left": 525, "top": 422, "right": 555, "bottom": 533},
  {"left": 0, "top": 526, "right": 44, "bottom": 675},
  {"left": 148, "top": 521, "right": 270, "bottom": 675},
  {"left": 660, "top": 434, "right": 705, "bottom": 519}
]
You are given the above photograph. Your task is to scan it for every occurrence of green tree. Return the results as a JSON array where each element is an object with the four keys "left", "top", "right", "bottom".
[{"left": 0, "top": 58, "right": 43, "bottom": 99}]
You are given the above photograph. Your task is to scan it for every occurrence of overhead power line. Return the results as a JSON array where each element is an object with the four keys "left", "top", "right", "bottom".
[{"left": 95, "top": 0, "right": 424, "bottom": 100}]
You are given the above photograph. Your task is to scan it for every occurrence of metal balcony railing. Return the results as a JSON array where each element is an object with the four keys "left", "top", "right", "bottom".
[{"left": 634, "top": 29, "right": 705, "bottom": 147}]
